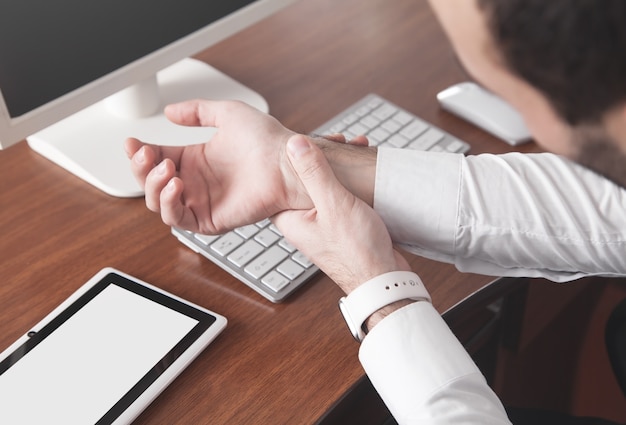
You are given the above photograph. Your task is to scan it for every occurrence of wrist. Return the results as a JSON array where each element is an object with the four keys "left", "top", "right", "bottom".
[
  {"left": 338, "top": 271, "right": 431, "bottom": 342},
  {"left": 364, "top": 299, "right": 416, "bottom": 333},
  {"left": 312, "top": 137, "right": 377, "bottom": 207}
]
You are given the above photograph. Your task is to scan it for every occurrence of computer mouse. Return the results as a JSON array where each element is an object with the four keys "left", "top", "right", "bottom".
[{"left": 437, "top": 81, "right": 532, "bottom": 146}]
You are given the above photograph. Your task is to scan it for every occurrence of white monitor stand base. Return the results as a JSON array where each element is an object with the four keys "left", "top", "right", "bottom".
[{"left": 28, "top": 58, "right": 269, "bottom": 198}]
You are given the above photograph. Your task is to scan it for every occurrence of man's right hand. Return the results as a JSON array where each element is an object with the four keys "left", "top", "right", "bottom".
[{"left": 125, "top": 99, "right": 310, "bottom": 235}]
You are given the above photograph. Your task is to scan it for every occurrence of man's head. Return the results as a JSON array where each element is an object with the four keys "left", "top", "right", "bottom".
[{"left": 429, "top": 0, "right": 626, "bottom": 186}]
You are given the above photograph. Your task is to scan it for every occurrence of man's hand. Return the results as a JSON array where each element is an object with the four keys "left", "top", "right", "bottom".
[
  {"left": 273, "top": 135, "right": 410, "bottom": 294},
  {"left": 125, "top": 99, "right": 310, "bottom": 234}
]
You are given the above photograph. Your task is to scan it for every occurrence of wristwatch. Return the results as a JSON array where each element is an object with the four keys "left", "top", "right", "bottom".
[{"left": 338, "top": 271, "right": 431, "bottom": 342}]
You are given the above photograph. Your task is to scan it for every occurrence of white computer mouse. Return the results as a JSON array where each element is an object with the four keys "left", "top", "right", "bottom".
[{"left": 437, "top": 81, "right": 532, "bottom": 146}]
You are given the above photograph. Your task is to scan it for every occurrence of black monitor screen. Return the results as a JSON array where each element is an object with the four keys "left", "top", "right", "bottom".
[{"left": 0, "top": 0, "right": 257, "bottom": 118}]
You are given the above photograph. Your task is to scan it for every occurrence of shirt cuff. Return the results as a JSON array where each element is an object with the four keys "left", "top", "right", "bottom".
[
  {"left": 374, "top": 148, "right": 463, "bottom": 255},
  {"left": 359, "top": 301, "right": 509, "bottom": 423}
]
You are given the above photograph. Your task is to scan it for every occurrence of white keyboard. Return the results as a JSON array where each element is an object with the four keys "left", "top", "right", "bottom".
[
  {"left": 172, "top": 93, "right": 471, "bottom": 302},
  {"left": 314, "top": 93, "right": 470, "bottom": 153},
  {"left": 172, "top": 218, "right": 317, "bottom": 303}
]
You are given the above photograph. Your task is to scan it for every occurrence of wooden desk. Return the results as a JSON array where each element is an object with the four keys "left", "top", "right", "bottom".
[{"left": 0, "top": 0, "right": 540, "bottom": 423}]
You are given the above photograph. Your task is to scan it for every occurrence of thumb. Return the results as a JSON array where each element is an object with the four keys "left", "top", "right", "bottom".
[
  {"left": 286, "top": 135, "right": 345, "bottom": 209},
  {"left": 164, "top": 99, "right": 218, "bottom": 127}
]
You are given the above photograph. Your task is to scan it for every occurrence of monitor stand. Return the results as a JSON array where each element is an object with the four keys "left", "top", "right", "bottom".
[{"left": 27, "top": 58, "right": 269, "bottom": 198}]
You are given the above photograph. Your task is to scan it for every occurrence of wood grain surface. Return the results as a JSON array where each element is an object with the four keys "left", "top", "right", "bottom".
[{"left": 0, "top": 0, "right": 540, "bottom": 423}]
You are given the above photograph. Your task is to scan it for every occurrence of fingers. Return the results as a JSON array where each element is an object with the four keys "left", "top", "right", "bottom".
[
  {"left": 143, "top": 161, "right": 200, "bottom": 231},
  {"left": 124, "top": 137, "right": 144, "bottom": 159},
  {"left": 143, "top": 158, "right": 177, "bottom": 212},
  {"left": 125, "top": 138, "right": 158, "bottom": 188},
  {"left": 349, "top": 135, "right": 369, "bottom": 146},
  {"left": 136, "top": 155, "right": 199, "bottom": 230},
  {"left": 126, "top": 136, "right": 171, "bottom": 213},
  {"left": 164, "top": 100, "right": 215, "bottom": 127},
  {"left": 164, "top": 98, "right": 256, "bottom": 128},
  {"left": 125, "top": 137, "right": 188, "bottom": 207},
  {"left": 157, "top": 177, "right": 198, "bottom": 230},
  {"left": 319, "top": 133, "right": 347, "bottom": 143},
  {"left": 285, "top": 135, "right": 348, "bottom": 211},
  {"left": 317, "top": 133, "right": 369, "bottom": 146}
]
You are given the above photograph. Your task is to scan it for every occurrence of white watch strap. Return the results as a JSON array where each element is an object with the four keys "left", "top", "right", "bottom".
[{"left": 339, "top": 271, "right": 431, "bottom": 342}]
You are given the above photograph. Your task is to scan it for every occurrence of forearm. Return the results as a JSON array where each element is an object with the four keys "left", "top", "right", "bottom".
[
  {"left": 375, "top": 149, "right": 626, "bottom": 281},
  {"left": 311, "top": 137, "right": 378, "bottom": 207}
]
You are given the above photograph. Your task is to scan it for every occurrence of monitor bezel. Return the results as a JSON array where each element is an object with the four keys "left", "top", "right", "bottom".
[{"left": 0, "top": 0, "right": 296, "bottom": 149}]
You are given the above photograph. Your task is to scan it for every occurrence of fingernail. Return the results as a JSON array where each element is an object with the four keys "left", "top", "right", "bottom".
[
  {"left": 166, "top": 179, "right": 176, "bottom": 192},
  {"left": 157, "top": 160, "right": 167, "bottom": 175},
  {"left": 287, "top": 136, "right": 311, "bottom": 159},
  {"left": 135, "top": 147, "right": 146, "bottom": 164}
]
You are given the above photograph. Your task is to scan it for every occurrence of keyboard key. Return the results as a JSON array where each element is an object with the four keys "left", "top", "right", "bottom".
[
  {"left": 194, "top": 233, "right": 220, "bottom": 246},
  {"left": 329, "top": 122, "right": 347, "bottom": 134},
  {"left": 277, "top": 259, "right": 305, "bottom": 280},
  {"left": 381, "top": 119, "right": 402, "bottom": 134},
  {"left": 387, "top": 133, "right": 410, "bottom": 148},
  {"left": 348, "top": 122, "right": 369, "bottom": 137},
  {"left": 269, "top": 223, "right": 282, "bottom": 236},
  {"left": 368, "top": 127, "right": 390, "bottom": 145},
  {"left": 343, "top": 129, "right": 357, "bottom": 140},
  {"left": 359, "top": 115, "right": 381, "bottom": 129},
  {"left": 261, "top": 271, "right": 290, "bottom": 292},
  {"left": 366, "top": 97, "right": 383, "bottom": 109},
  {"left": 292, "top": 251, "right": 314, "bottom": 268},
  {"left": 211, "top": 232, "right": 244, "bottom": 257},
  {"left": 409, "top": 128, "right": 444, "bottom": 150},
  {"left": 256, "top": 218, "right": 271, "bottom": 228},
  {"left": 355, "top": 106, "right": 371, "bottom": 117},
  {"left": 446, "top": 140, "right": 466, "bottom": 152},
  {"left": 279, "top": 239, "right": 297, "bottom": 253},
  {"left": 255, "top": 228, "right": 281, "bottom": 247},
  {"left": 235, "top": 224, "right": 260, "bottom": 239},
  {"left": 400, "top": 120, "right": 428, "bottom": 140},
  {"left": 393, "top": 111, "right": 413, "bottom": 126},
  {"left": 342, "top": 113, "right": 359, "bottom": 126},
  {"left": 227, "top": 240, "right": 264, "bottom": 267},
  {"left": 244, "top": 246, "right": 289, "bottom": 279},
  {"left": 373, "top": 104, "right": 397, "bottom": 121}
]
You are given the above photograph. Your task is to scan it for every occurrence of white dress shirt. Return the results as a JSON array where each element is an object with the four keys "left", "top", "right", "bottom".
[
  {"left": 360, "top": 302, "right": 511, "bottom": 424},
  {"left": 375, "top": 149, "right": 626, "bottom": 281},
  {"left": 359, "top": 149, "right": 626, "bottom": 424}
]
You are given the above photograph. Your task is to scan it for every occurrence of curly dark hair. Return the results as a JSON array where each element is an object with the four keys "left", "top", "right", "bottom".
[{"left": 477, "top": 0, "right": 626, "bottom": 126}]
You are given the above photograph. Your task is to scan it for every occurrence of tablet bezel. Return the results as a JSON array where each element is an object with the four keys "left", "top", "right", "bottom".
[{"left": 0, "top": 267, "right": 227, "bottom": 425}]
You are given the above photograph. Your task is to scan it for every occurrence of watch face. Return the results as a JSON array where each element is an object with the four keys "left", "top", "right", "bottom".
[{"left": 338, "top": 297, "right": 363, "bottom": 342}]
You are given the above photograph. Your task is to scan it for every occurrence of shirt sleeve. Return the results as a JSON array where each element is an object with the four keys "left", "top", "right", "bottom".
[
  {"left": 373, "top": 148, "right": 626, "bottom": 282},
  {"left": 359, "top": 301, "right": 511, "bottom": 424}
]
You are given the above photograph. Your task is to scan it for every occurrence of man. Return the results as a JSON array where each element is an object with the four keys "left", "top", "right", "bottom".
[{"left": 126, "top": 0, "right": 626, "bottom": 422}]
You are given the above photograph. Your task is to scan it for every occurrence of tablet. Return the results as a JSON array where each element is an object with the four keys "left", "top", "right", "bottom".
[{"left": 0, "top": 267, "right": 227, "bottom": 425}]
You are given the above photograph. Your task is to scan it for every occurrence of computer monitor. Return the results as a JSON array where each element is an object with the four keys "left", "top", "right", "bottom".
[{"left": 0, "top": 0, "right": 296, "bottom": 197}]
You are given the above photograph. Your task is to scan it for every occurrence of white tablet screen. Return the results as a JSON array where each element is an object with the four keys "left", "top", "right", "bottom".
[{"left": 0, "top": 275, "right": 212, "bottom": 425}]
